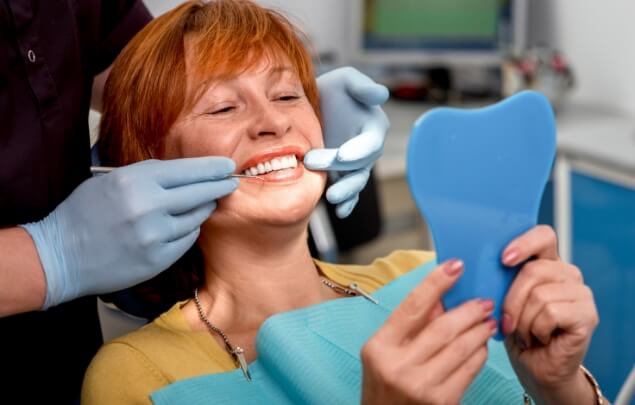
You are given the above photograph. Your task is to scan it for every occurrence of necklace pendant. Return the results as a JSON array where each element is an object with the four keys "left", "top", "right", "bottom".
[
  {"left": 233, "top": 347, "right": 252, "bottom": 382},
  {"left": 348, "top": 283, "right": 379, "bottom": 305}
]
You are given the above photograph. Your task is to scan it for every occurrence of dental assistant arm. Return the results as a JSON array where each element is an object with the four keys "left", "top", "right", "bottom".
[
  {"left": 0, "top": 228, "right": 47, "bottom": 317},
  {"left": 305, "top": 67, "right": 390, "bottom": 218},
  {"left": 1, "top": 157, "right": 237, "bottom": 316}
]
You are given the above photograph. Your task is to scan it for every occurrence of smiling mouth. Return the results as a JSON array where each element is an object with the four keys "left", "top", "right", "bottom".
[{"left": 242, "top": 154, "right": 298, "bottom": 176}]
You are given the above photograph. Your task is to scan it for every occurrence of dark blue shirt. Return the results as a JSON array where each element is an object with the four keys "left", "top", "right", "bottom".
[{"left": 0, "top": 1, "right": 151, "bottom": 402}]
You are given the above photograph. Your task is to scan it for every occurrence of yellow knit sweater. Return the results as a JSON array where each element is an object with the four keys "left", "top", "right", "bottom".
[{"left": 82, "top": 250, "right": 435, "bottom": 405}]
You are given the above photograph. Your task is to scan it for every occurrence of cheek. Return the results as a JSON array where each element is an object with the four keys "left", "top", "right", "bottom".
[
  {"left": 180, "top": 137, "right": 223, "bottom": 158},
  {"left": 313, "top": 126, "right": 325, "bottom": 148},
  {"left": 304, "top": 113, "right": 324, "bottom": 148},
  {"left": 315, "top": 170, "right": 327, "bottom": 190},
  {"left": 163, "top": 130, "right": 201, "bottom": 159},
  {"left": 164, "top": 126, "right": 238, "bottom": 159}
]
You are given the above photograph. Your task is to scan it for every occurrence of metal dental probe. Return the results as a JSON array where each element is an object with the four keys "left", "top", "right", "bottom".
[{"left": 90, "top": 166, "right": 265, "bottom": 180}]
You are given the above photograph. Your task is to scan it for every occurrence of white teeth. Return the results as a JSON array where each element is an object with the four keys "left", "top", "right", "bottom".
[{"left": 243, "top": 154, "right": 298, "bottom": 176}]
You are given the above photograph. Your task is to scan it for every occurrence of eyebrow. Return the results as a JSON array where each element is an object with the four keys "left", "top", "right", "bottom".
[
  {"left": 195, "top": 65, "right": 298, "bottom": 102},
  {"left": 268, "top": 66, "right": 296, "bottom": 80}
]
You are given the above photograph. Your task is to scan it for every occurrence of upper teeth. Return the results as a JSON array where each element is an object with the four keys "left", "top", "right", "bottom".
[{"left": 244, "top": 154, "right": 298, "bottom": 176}]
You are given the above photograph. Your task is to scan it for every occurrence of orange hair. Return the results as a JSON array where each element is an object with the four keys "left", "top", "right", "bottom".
[
  {"left": 99, "top": 0, "right": 320, "bottom": 166},
  {"left": 98, "top": 0, "right": 321, "bottom": 314}
]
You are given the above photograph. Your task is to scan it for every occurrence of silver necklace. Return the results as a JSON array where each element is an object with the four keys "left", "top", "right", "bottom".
[
  {"left": 319, "top": 279, "right": 379, "bottom": 304},
  {"left": 193, "top": 277, "right": 378, "bottom": 382},
  {"left": 194, "top": 287, "right": 252, "bottom": 381}
]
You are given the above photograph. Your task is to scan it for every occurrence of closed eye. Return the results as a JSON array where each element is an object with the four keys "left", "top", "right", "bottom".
[
  {"left": 208, "top": 106, "right": 235, "bottom": 115},
  {"left": 277, "top": 94, "right": 301, "bottom": 102}
]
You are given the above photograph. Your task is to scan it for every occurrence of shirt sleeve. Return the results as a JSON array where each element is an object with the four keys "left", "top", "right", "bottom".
[
  {"left": 82, "top": 342, "right": 168, "bottom": 405},
  {"left": 91, "top": 0, "right": 153, "bottom": 74}
]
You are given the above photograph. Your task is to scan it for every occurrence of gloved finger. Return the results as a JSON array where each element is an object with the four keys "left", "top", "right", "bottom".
[
  {"left": 304, "top": 148, "right": 377, "bottom": 172},
  {"left": 335, "top": 195, "right": 359, "bottom": 219},
  {"left": 343, "top": 68, "right": 390, "bottom": 106},
  {"left": 139, "top": 156, "right": 235, "bottom": 189},
  {"left": 166, "top": 201, "right": 217, "bottom": 241},
  {"left": 325, "top": 169, "right": 371, "bottom": 204},
  {"left": 160, "top": 228, "right": 202, "bottom": 268},
  {"left": 303, "top": 148, "right": 339, "bottom": 170},
  {"left": 164, "top": 178, "right": 238, "bottom": 215},
  {"left": 336, "top": 122, "right": 386, "bottom": 163}
]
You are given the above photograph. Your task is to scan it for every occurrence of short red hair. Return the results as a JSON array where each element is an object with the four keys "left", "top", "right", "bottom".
[
  {"left": 99, "top": 0, "right": 320, "bottom": 166},
  {"left": 98, "top": 0, "right": 321, "bottom": 314}
]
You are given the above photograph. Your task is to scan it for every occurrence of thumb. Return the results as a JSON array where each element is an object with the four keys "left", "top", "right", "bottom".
[
  {"left": 344, "top": 68, "right": 390, "bottom": 106},
  {"left": 337, "top": 115, "right": 387, "bottom": 163}
]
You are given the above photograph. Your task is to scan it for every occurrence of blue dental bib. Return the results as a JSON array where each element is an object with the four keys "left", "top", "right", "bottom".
[
  {"left": 406, "top": 91, "right": 556, "bottom": 340},
  {"left": 151, "top": 261, "right": 523, "bottom": 404}
]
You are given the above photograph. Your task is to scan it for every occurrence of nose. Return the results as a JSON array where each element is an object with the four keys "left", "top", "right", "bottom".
[{"left": 247, "top": 99, "right": 291, "bottom": 139}]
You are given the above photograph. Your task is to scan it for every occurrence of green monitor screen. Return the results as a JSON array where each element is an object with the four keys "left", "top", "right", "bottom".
[{"left": 354, "top": 0, "right": 523, "bottom": 66}]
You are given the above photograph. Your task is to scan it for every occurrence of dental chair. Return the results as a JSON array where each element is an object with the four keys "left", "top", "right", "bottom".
[{"left": 309, "top": 169, "right": 383, "bottom": 263}]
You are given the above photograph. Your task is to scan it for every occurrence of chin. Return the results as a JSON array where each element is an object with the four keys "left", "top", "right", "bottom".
[
  {"left": 209, "top": 172, "right": 325, "bottom": 229},
  {"left": 261, "top": 195, "right": 317, "bottom": 226}
]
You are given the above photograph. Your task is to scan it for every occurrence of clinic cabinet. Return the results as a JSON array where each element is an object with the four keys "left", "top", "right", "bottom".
[{"left": 554, "top": 105, "right": 635, "bottom": 402}]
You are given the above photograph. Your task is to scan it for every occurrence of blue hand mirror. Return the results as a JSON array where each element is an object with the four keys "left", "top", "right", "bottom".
[{"left": 406, "top": 91, "right": 556, "bottom": 340}]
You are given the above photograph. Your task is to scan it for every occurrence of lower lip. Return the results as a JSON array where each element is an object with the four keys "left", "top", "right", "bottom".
[{"left": 242, "top": 163, "right": 305, "bottom": 183}]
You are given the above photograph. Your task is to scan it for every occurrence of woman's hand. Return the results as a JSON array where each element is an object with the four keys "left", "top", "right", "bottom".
[
  {"left": 361, "top": 260, "right": 497, "bottom": 405},
  {"left": 501, "top": 225, "right": 600, "bottom": 404}
]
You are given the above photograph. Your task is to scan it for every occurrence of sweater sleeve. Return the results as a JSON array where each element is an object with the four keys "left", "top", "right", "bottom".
[{"left": 82, "top": 341, "right": 169, "bottom": 405}]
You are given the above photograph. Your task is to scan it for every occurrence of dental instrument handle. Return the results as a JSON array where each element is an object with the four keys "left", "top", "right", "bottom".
[
  {"left": 228, "top": 173, "right": 265, "bottom": 181},
  {"left": 90, "top": 166, "right": 263, "bottom": 180}
]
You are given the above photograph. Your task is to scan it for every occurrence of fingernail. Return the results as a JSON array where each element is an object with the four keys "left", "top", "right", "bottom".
[
  {"left": 480, "top": 299, "right": 494, "bottom": 313},
  {"left": 502, "top": 313, "right": 514, "bottom": 335},
  {"left": 503, "top": 249, "right": 519, "bottom": 265},
  {"left": 444, "top": 259, "right": 463, "bottom": 276},
  {"left": 486, "top": 319, "right": 498, "bottom": 335}
]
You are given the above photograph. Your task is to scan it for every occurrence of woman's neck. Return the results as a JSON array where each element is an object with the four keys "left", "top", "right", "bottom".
[{"left": 192, "top": 221, "right": 337, "bottom": 334}]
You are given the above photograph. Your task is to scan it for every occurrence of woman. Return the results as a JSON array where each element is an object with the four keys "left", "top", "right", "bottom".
[{"left": 82, "top": 1, "right": 605, "bottom": 404}]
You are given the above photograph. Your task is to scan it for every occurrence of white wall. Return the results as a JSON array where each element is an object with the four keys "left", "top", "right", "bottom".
[
  {"left": 254, "top": 0, "right": 350, "bottom": 63},
  {"left": 533, "top": 0, "right": 635, "bottom": 118},
  {"left": 143, "top": 0, "right": 351, "bottom": 63}
]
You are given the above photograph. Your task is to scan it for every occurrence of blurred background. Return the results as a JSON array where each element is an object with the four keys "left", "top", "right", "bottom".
[{"left": 95, "top": 1, "right": 635, "bottom": 402}]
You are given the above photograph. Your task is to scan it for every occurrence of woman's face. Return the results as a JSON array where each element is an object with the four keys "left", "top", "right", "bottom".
[{"left": 163, "top": 56, "right": 326, "bottom": 229}]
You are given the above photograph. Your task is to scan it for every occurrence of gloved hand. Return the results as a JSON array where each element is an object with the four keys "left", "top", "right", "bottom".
[
  {"left": 304, "top": 67, "right": 390, "bottom": 218},
  {"left": 21, "top": 157, "right": 238, "bottom": 309}
]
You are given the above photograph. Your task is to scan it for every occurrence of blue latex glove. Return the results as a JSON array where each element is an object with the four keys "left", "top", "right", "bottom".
[
  {"left": 21, "top": 157, "right": 238, "bottom": 309},
  {"left": 304, "top": 67, "right": 390, "bottom": 218}
]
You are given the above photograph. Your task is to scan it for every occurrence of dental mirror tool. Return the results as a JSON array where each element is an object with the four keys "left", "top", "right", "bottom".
[{"left": 90, "top": 166, "right": 265, "bottom": 181}]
